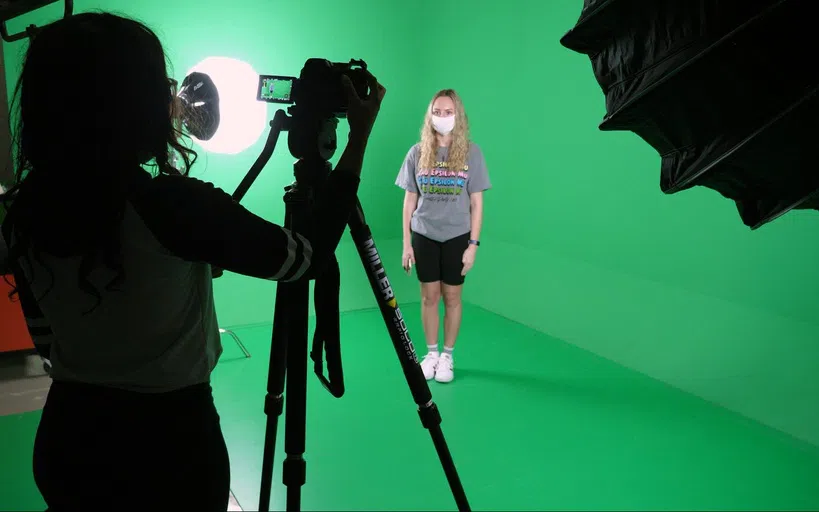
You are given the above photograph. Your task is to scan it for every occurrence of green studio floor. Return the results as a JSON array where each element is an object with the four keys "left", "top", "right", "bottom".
[{"left": 3, "top": 304, "right": 819, "bottom": 511}]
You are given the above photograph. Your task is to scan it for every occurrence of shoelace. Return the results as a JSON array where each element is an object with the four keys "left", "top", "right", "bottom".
[{"left": 438, "top": 354, "right": 453, "bottom": 370}]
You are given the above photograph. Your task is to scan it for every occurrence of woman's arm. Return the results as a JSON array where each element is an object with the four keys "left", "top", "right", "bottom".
[
  {"left": 469, "top": 191, "right": 483, "bottom": 242},
  {"left": 402, "top": 191, "right": 418, "bottom": 246},
  {"left": 129, "top": 135, "right": 369, "bottom": 282}
]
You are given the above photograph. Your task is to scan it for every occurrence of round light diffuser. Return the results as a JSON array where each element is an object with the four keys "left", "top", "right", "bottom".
[{"left": 182, "top": 57, "right": 268, "bottom": 155}]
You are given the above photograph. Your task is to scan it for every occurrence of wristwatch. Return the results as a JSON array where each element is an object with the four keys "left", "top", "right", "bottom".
[{"left": 468, "top": 239, "right": 480, "bottom": 246}]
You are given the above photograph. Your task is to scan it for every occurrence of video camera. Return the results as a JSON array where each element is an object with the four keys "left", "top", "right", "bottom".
[{"left": 257, "top": 58, "right": 369, "bottom": 118}]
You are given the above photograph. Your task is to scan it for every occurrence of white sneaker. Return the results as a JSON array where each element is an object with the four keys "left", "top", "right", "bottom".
[
  {"left": 434, "top": 353, "right": 454, "bottom": 383},
  {"left": 420, "top": 352, "right": 439, "bottom": 380}
]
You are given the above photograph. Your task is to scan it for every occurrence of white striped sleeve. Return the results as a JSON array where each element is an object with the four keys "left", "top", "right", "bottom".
[
  {"left": 267, "top": 228, "right": 314, "bottom": 282},
  {"left": 25, "top": 315, "right": 56, "bottom": 346}
]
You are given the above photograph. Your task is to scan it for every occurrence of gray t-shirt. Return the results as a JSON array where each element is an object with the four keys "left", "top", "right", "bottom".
[{"left": 395, "top": 142, "right": 491, "bottom": 243}]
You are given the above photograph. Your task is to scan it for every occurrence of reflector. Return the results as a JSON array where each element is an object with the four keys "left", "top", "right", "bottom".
[
  {"left": 177, "top": 71, "right": 220, "bottom": 141},
  {"left": 560, "top": 0, "right": 819, "bottom": 229}
]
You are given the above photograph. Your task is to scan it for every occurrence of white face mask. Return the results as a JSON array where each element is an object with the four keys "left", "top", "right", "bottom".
[{"left": 432, "top": 115, "right": 456, "bottom": 135}]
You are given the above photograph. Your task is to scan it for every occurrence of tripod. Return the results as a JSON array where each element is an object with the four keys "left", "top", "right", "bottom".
[{"left": 228, "top": 108, "right": 471, "bottom": 512}]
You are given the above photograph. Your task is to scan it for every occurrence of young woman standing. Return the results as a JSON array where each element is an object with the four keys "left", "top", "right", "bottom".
[{"left": 395, "top": 89, "right": 491, "bottom": 383}]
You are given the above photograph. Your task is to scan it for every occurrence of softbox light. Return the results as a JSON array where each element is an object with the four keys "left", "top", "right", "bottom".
[{"left": 560, "top": 0, "right": 819, "bottom": 229}]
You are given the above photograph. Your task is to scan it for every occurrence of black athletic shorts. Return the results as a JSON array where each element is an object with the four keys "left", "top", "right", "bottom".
[{"left": 411, "top": 231, "right": 470, "bottom": 286}]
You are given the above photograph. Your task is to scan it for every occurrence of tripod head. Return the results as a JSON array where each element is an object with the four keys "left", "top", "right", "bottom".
[
  {"left": 222, "top": 57, "right": 369, "bottom": 204},
  {"left": 287, "top": 112, "right": 338, "bottom": 189},
  {"left": 259, "top": 58, "right": 370, "bottom": 119},
  {"left": 261, "top": 58, "right": 369, "bottom": 188}
]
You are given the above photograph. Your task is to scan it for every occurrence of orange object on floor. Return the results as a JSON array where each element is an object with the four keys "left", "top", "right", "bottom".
[{"left": 0, "top": 274, "right": 34, "bottom": 353}]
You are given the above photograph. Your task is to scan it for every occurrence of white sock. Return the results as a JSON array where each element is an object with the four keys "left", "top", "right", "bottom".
[{"left": 427, "top": 344, "right": 439, "bottom": 355}]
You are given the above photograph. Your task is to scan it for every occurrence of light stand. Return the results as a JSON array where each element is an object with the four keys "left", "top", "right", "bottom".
[{"left": 226, "top": 106, "right": 471, "bottom": 512}]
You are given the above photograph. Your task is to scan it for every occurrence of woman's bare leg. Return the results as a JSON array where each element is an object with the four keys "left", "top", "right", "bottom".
[{"left": 441, "top": 283, "right": 463, "bottom": 351}]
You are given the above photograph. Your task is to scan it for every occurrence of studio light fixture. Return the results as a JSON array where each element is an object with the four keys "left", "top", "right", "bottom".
[
  {"left": 180, "top": 57, "right": 268, "bottom": 155},
  {"left": 177, "top": 71, "right": 220, "bottom": 141},
  {"left": 561, "top": 0, "right": 818, "bottom": 230}
]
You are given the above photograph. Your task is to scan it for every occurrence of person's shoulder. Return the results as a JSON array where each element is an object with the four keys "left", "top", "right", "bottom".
[
  {"left": 468, "top": 141, "right": 486, "bottom": 160},
  {"left": 150, "top": 172, "right": 216, "bottom": 193},
  {"left": 402, "top": 143, "right": 422, "bottom": 163},
  {"left": 135, "top": 172, "right": 223, "bottom": 210}
]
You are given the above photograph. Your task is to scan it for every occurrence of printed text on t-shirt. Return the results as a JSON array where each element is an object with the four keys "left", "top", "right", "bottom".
[{"left": 417, "top": 160, "right": 469, "bottom": 201}]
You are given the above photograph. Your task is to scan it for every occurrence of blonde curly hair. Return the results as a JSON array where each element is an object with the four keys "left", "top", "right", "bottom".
[{"left": 418, "top": 89, "right": 470, "bottom": 172}]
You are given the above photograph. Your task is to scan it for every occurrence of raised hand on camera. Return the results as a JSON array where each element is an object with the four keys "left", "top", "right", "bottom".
[{"left": 342, "top": 71, "right": 386, "bottom": 139}]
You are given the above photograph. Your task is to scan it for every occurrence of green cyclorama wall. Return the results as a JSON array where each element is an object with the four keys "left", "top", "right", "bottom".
[
  {"left": 1, "top": 0, "right": 425, "bottom": 327},
  {"left": 409, "top": 0, "right": 819, "bottom": 448}
]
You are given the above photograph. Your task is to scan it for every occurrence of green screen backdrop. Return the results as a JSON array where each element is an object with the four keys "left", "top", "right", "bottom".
[
  {"left": 3, "top": 0, "right": 819, "bottom": 449},
  {"left": 413, "top": 0, "right": 819, "bottom": 449}
]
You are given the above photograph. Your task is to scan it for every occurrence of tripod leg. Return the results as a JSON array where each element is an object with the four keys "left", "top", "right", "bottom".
[
  {"left": 259, "top": 183, "right": 312, "bottom": 512},
  {"left": 276, "top": 184, "right": 312, "bottom": 512},
  {"left": 348, "top": 201, "right": 471, "bottom": 511},
  {"left": 258, "top": 270, "right": 294, "bottom": 512},
  {"left": 282, "top": 279, "right": 310, "bottom": 512}
]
